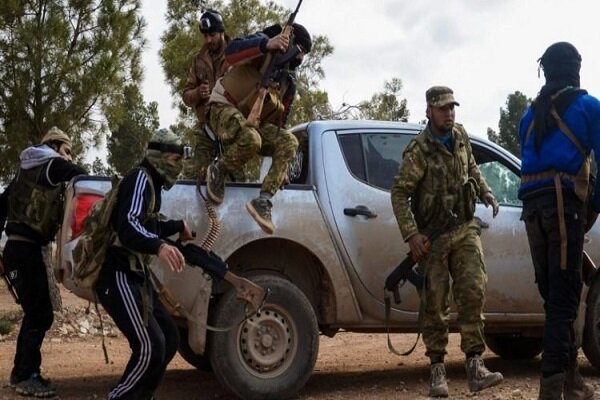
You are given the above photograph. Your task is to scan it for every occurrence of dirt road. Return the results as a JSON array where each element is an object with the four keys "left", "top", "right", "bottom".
[{"left": 1, "top": 286, "right": 599, "bottom": 400}]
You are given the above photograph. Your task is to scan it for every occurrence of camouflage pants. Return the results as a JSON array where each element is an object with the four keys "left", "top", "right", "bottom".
[
  {"left": 193, "top": 127, "right": 261, "bottom": 183},
  {"left": 417, "top": 220, "right": 487, "bottom": 361},
  {"left": 208, "top": 103, "right": 298, "bottom": 195}
]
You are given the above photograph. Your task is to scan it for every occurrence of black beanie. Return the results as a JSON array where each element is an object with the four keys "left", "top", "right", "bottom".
[
  {"left": 199, "top": 10, "right": 224, "bottom": 34},
  {"left": 262, "top": 23, "right": 312, "bottom": 53},
  {"left": 539, "top": 41, "right": 581, "bottom": 85},
  {"left": 292, "top": 23, "right": 312, "bottom": 53}
]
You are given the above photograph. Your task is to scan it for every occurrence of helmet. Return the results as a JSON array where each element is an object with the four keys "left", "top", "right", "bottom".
[
  {"left": 41, "top": 126, "right": 72, "bottom": 147},
  {"left": 199, "top": 10, "right": 224, "bottom": 34}
]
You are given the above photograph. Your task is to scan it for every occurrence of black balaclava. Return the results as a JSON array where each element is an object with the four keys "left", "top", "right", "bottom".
[{"left": 533, "top": 42, "right": 586, "bottom": 148}]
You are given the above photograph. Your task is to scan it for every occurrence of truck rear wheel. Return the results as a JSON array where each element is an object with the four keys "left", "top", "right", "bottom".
[
  {"left": 485, "top": 334, "right": 542, "bottom": 360},
  {"left": 583, "top": 278, "right": 600, "bottom": 370},
  {"left": 208, "top": 274, "right": 319, "bottom": 400}
]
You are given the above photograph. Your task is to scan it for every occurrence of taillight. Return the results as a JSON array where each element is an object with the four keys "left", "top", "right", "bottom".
[{"left": 71, "top": 193, "right": 103, "bottom": 239}]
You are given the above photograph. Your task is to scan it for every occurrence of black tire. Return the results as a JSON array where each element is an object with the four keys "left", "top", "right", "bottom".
[
  {"left": 208, "top": 274, "right": 319, "bottom": 400},
  {"left": 583, "top": 278, "right": 600, "bottom": 370},
  {"left": 177, "top": 326, "right": 212, "bottom": 371},
  {"left": 485, "top": 334, "right": 543, "bottom": 360}
]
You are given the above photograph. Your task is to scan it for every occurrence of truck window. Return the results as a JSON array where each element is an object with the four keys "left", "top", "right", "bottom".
[{"left": 338, "top": 132, "right": 412, "bottom": 191}]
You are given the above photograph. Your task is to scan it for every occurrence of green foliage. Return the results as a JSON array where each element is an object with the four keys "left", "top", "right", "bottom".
[
  {"left": 358, "top": 78, "right": 409, "bottom": 121},
  {"left": 330, "top": 78, "right": 410, "bottom": 121},
  {"left": 0, "top": 0, "right": 146, "bottom": 183},
  {"left": 159, "top": 0, "right": 333, "bottom": 127},
  {"left": 105, "top": 85, "right": 159, "bottom": 175},
  {"left": 0, "top": 318, "right": 14, "bottom": 335},
  {"left": 487, "top": 91, "right": 531, "bottom": 158}
]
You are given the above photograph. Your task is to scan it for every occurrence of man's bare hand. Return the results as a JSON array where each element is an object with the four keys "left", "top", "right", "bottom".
[
  {"left": 198, "top": 82, "right": 210, "bottom": 99},
  {"left": 266, "top": 34, "right": 289, "bottom": 52},
  {"left": 407, "top": 233, "right": 431, "bottom": 262},
  {"left": 158, "top": 243, "right": 185, "bottom": 273},
  {"left": 482, "top": 191, "right": 499, "bottom": 218},
  {"left": 179, "top": 221, "right": 194, "bottom": 242}
]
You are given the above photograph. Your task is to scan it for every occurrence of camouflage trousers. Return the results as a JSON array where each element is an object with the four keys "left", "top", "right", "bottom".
[
  {"left": 193, "top": 127, "right": 261, "bottom": 183},
  {"left": 417, "top": 220, "right": 487, "bottom": 361},
  {"left": 208, "top": 103, "right": 298, "bottom": 195}
]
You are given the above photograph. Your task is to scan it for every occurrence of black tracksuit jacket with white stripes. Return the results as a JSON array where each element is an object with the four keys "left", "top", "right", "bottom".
[{"left": 105, "top": 159, "right": 183, "bottom": 275}]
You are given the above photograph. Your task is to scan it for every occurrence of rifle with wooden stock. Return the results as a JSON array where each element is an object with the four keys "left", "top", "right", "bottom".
[{"left": 246, "top": 0, "right": 303, "bottom": 128}]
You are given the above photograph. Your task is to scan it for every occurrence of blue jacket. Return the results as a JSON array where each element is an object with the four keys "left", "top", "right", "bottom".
[{"left": 519, "top": 93, "right": 600, "bottom": 211}]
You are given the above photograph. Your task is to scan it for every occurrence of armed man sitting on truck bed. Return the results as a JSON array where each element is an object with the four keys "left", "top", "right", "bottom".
[
  {"left": 205, "top": 22, "right": 312, "bottom": 234},
  {"left": 391, "top": 86, "right": 502, "bottom": 398}
]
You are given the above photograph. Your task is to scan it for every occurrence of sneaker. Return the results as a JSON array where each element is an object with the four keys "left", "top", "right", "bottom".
[
  {"left": 466, "top": 354, "right": 503, "bottom": 392},
  {"left": 429, "top": 363, "right": 449, "bottom": 397},
  {"left": 245, "top": 197, "right": 275, "bottom": 234},
  {"left": 206, "top": 162, "right": 225, "bottom": 204},
  {"left": 15, "top": 373, "right": 56, "bottom": 398}
]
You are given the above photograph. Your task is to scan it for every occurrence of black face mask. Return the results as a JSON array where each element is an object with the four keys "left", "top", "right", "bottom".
[{"left": 276, "top": 46, "right": 301, "bottom": 69}]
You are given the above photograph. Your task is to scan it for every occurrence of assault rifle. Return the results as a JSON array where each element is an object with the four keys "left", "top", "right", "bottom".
[
  {"left": 384, "top": 213, "right": 458, "bottom": 304},
  {"left": 246, "top": 0, "right": 303, "bottom": 128},
  {"left": 165, "top": 239, "right": 266, "bottom": 313}
]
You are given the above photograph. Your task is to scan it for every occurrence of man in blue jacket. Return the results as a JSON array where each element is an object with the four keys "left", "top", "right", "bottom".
[{"left": 519, "top": 42, "right": 600, "bottom": 400}]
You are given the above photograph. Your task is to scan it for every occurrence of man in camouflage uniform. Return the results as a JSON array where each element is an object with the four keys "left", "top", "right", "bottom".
[
  {"left": 205, "top": 23, "right": 312, "bottom": 234},
  {"left": 0, "top": 127, "right": 86, "bottom": 397},
  {"left": 182, "top": 9, "right": 229, "bottom": 180},
  {"left": 391, "top": 86, "right": 503, "bottom": 397}
]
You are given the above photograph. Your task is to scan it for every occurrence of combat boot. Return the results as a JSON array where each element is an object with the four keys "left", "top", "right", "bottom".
[
  {"left": 539, "top": 373, "right": 565, "bottom": 400},
  {"left": 206, "top": 162, "right": 226, "bottom": 204},
  {"left": 465, "top": 354, "right": 503, "bottom": 392},
  {"left": 246, "top": 197, "right": 275, "bottom": 234},
  {"left": 564, "top": 365, "right": 595, "bottom": 400},
  {"left": 429, "top": 363, "right": 449, "bottom": 398}
]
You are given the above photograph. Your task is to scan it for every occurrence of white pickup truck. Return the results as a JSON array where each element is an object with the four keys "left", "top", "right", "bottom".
[{"left": 56, "top": 119, "right": 600, "bottom": 400}]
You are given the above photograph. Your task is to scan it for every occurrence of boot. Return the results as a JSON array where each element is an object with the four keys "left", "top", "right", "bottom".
[
  {"left": 429, "top": 363, "right": 449, "bottom": 398},
  {"left": 206, "top": 162, "right": 226, "bottom": 204},
  {"left": 564, "top": 365, "right": 595, "bottom": 400},
  {"left": 539, "top": 373, "right": 565, "bottom": 400},
  {"left": 246, "top": 197, "right": 275, "bottom": 234},
  {"left": 466, "top": 354, "right": 503, "bottom": 392}
]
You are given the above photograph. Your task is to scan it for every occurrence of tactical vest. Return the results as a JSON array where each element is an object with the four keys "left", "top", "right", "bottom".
[
  {"left": 221, "top": 63, "right": 286, "bottom": 123},
  {"left": 410, "top": 125, "right": 479, "bottom": 233},
  {"left": 7, "top": 162, "right": 63, "bottom": 242}
]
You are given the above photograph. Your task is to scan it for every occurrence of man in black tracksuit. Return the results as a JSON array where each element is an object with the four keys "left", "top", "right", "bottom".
[
  {"left": 95, "top": 129, "right": 193, "bottom": 400},
  {"left": 0, "top": 127, "right": 85, "bottom": 398}
]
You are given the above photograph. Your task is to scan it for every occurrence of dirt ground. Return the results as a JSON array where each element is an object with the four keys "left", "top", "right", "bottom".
[{"left": 1, "top": 285, "right": 599, "bottom": 400}]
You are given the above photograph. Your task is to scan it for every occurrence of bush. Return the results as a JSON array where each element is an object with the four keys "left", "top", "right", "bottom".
[{"left": 0, "top": 319, "right": 14, "bottom": 335}]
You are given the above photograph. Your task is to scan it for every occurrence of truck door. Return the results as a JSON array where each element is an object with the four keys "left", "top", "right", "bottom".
[{"left": 322, "top": 129, "right": 422, "bottom": 316}]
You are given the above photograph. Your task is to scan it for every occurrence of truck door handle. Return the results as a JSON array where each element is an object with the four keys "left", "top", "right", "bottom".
[{"left": 344, "top": 205, "right": 377, "bottom": 219}]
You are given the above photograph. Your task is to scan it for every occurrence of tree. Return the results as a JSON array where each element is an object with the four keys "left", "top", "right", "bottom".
[
  {"left": 105, "top": 85, "right": 159, "bottom": 175},
  {"left": 487, "top": 91, "right": 531, "bottom": 158},
  {"left": 0, "top": 0, "right": 146, "bottom": 182},
  {"left": 358, "top": 78, "right": 409, "bottom": 121},
  {"left": 329, "top": 78, "right": 410, "bottom": 121}
]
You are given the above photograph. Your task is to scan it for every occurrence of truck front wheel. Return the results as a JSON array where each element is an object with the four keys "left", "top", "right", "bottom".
[{"left": 208, "top": 274, "right": 319, "bottom": 400}]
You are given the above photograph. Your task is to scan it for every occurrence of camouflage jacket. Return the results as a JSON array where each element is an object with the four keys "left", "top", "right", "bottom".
[
  {"left": 391, "top": 123, "right": 492, "bottom": 241},
  {"left": 182, "top": 43, "right": 229, "bottom": 124}
]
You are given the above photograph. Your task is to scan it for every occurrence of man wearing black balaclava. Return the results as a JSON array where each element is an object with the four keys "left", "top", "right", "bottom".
[
  {"left": 519, "top": 42, "right": 600, "bottom": 400},
  {"left": 204, "top": 22, "right": 312, "bottom": 235}
]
